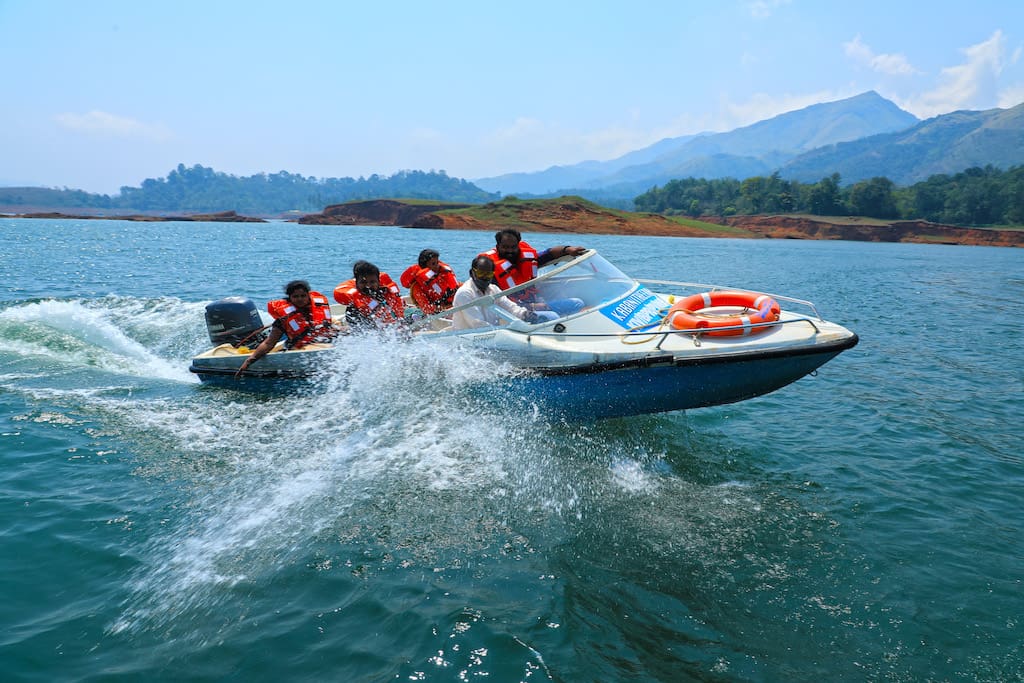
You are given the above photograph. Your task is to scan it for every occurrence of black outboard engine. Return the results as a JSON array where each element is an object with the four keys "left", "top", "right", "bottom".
[{"left": 205, "top": 297, "right": 265, "bottom": 346}]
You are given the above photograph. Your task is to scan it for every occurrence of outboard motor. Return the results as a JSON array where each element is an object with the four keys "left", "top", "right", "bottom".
[{"left": 205, "top": 296, "right": 265, "bottom": 346}]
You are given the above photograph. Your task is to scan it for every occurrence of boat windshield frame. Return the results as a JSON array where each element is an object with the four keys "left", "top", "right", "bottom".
[{"left": 410, "top": 249, "right": 638, "bottom": 330}]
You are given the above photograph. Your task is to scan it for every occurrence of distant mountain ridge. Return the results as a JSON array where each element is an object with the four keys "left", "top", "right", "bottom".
[
  {"left": 473, "top": 133, "right": 706, "bottom": 196},
  {"left": 475, "top": 91, "right": 921, "bottom": 197},
  {"left": 779, "top": 102, "right": 1024, "bottom": 185},
  {"left": 8, "top": 93, "right": 1024, "bottom": 216},
  {"left": 0, "top": 167, "right": 499, "bottom": 216}
]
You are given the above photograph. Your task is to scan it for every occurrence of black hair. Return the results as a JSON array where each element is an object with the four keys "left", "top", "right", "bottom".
[
  {"left": 418, "top": 248, "right": 440, "bottom": 267},
  {"left": 352, "top": 260, "right": 380, "bottom": 278},
  {"left": 494, "top": 228, "right": 521, "bottom": 245},
  {"left": 284, "top": 279, "right": 310, "bottom": 296},
  {"left": 470, "top": 256, "right": 493, "bottom": 272}
]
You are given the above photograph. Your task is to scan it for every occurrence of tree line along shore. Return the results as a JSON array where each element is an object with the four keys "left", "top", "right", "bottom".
[
  {"left": 3, "top": 162, "right": 1024, "bottom": 227},
  {"left": 8, "top": 197, "right": 1021, "bottom": 248}
]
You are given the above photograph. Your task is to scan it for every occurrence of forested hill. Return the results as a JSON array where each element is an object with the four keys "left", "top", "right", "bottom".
[
  {"left": 0, "top": 165, "right": 500, "bottom": 216},
  {"left": 474, "top": 91, "right": 920, "bottom": 198},
  {"left": 635, "top": 165, "right": 1024, "bottom": 227},
  {"left": 780, "top": 101, "right": 1024, "bottom": 185}
]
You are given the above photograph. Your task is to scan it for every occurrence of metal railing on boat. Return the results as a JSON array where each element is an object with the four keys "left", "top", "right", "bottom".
[
  {"left": 521, "top": 316, "right": 823, "bottom": 349},
  {"left": 406, "top": 250, "right": 828, "bottom": 345},
  {"left": 636, "top": 279, "right": 824, "bottom": 321}
]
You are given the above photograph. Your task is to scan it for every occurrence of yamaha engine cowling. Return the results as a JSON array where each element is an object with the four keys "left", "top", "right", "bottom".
[{"left": 205, "top": 297, "right": 265, "bottom": 346}]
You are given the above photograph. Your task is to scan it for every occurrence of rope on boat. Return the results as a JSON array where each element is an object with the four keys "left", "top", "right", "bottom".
[
  {"left": 619, "top": 305, "right": 674, "bottom": 345},
  {"left": 617, "top": 299, "right": 760, "bottom": 345}
]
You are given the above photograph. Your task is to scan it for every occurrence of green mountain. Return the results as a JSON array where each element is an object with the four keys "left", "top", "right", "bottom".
[
  {"left": 0, "top": 166, "right": 500, "bottom": 216},
  {"left": 780, "top": 102, "right": 1024, "bottom": 185},
  {"left": 476, "top": 91, "right": 919, "bottom": 197},
  {"left": 472, "top": 133, "right": 706, "bottom": 196}
]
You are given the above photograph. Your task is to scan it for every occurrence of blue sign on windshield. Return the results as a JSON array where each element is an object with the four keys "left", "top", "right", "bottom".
[{"left": 599, "top": 287, "right": 663, "bottom": 329}]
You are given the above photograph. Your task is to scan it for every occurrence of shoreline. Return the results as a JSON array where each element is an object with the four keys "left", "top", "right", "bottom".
[
  {"left": 6, "top": 202, "right": 1022, "bottom": 247},
  {"left": 3, "top": 210, "right": 265, "bottom": 223},
  {"left": 298, "top": 198, "right": 1024, "bottom": 248}
]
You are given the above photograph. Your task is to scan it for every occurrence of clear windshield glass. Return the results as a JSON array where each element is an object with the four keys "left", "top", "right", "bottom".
[
  {"left": 442, "top": 251, "right": 640, "bottom": 331},
  {"left": 527, "top": 251, "right": 637, "bottom": 309}
]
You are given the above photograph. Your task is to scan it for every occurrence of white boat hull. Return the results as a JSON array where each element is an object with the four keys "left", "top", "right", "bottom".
[{"left": 189, "top": 251, "right": 858, "bottom": 418}]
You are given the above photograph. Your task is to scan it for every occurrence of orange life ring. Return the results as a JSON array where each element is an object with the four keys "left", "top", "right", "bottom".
[{"left": 668, "top": 291, "right": 781, "bottom": 337}]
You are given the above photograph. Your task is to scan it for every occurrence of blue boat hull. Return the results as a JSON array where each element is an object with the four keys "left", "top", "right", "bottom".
[
  {"left": 192, "top": 335, "right": 857, "bottom": 419},
  {"left": 493, "top": 335, "right": 858, "bottom": 419}
]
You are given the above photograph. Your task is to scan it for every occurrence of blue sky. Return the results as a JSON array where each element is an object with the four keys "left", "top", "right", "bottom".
[{"left": 2, "top": 0, "right": 1023, "bottom": 194}]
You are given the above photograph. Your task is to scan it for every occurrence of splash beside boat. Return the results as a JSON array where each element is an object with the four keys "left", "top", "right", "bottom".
[{"left": 189, "top": 250, "right": 858, "bottom": 419}]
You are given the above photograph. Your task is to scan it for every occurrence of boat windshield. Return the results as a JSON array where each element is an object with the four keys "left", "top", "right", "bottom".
[
  {"left": 526, "top": 250, "right": 637, "bottom": 309},
  {"left": 429, "top": 250, "right": 641, "bottom": 331}
]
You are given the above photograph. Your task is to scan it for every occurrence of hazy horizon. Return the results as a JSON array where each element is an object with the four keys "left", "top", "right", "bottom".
[{"left": 2, "top": 0, "right": 1023, "bottom": 194}]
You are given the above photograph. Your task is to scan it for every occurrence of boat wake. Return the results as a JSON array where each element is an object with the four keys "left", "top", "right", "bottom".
[
  {"left": 0, "top": 297, "right": 789, "bottom": 643},
  {"left": 104, "top": 334, "right": 552, "bottom": 630},
  {"left": 106, "top": 352, "right": 789, "bottom": 649},
  {"left": 0, "top": 296, "right": 203, "bottom": 383}
]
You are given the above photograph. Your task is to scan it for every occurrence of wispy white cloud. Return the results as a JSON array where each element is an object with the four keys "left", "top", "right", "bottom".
[
  {"left": 578, "top": 124, "right": 662, "bottom": 159},
  {"left": 844, "top": 35, "right": 919, "bottom": 76},
  {"left": 474, "top": 117, "right": 639, "bottom": 172},
  {"left": 997, "top": 83, "right": 1024, "bottom": 108},
  {"left": 490, "top": 117, "right": 547, "bottom": 143},
  {"left": 431, "top": 29, "right": 1024, "bottom": 179},
  {"left": 407, "top": 126, "right": 443, "bottom": 143},
  {"left": 716, "top": 89, "right": 858, "bottom": 129},
  {"left": 53, "top": 110, "right": 172, "bottom": 141},
  {"left": 438, "top": 114, "right": 670, "bottom": 176},
  {"left": 904, "top": 30, "right": 1010, "bottom": 116},
  {"left": 461, "top": 88, "right": 861, "bottom": 176},
  {"left": 462, "top": 86, "right": 871, "bottom": 175},
  {"left": 996, "top": 38, "right": 1023, "bottom": 108},
  {"left": 747, "top": 0, "right": 791, "bottom": 19}
]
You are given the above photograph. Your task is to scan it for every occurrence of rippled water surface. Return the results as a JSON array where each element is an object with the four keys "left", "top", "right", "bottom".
[{"left": 1, "top": 219, "right": 1021, "bottom": 681}]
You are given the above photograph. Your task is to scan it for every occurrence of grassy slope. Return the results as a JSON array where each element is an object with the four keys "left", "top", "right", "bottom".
[{"left": 434, "top": 196, "right": 753, "bottom": 237}]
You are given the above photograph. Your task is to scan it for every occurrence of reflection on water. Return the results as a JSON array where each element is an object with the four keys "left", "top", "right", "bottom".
[
  {"left": 0, "top": 297, "right": 203, "bottom": 382},
  {"left": 0, "top": 297, "right": 789, "bottom": 657},
  {"left": 3, "top": 226, "right": 1022, "bottom": 680}
]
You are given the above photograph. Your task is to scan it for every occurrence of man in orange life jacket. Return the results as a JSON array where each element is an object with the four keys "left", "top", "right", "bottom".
[
  {"left": 479, "top": 229, "right": 587, "bottom": 321},
  {"left": 333, "top": 260, "right": 405, "bottom": 329},
  {"left": 235, "top": 280, "right": 337, "bottom": 378},
  {"left": 399, "top": 248, "right": 460, "bottom": 314}
]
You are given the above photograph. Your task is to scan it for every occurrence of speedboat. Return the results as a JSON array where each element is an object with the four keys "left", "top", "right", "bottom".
[{"left": 189, "top": 250, "right": 858, "bottom": 419}]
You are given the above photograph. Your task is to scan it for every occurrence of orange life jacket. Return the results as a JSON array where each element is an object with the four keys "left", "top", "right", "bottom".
[
  {"left": 266, "top": 291, "right": 335, "bottom": 348},
  {"left": 480, "top": 240, "right": 540, "bottom": 303},
  {"left": 333, "top": 273, "right": 405, "bottom": 324},
  {"left": 400, "top": 261, "right": 460, "bottom": 314}
]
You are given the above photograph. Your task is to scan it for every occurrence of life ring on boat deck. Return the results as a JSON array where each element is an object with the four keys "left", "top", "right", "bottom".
[{"left": 668, "top": 291, "right": 781, "bottom": 337}]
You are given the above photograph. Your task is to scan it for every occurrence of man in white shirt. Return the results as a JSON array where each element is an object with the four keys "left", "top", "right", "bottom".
[{"left": 450, "top": 257, "right": 540, "bottom": 330}]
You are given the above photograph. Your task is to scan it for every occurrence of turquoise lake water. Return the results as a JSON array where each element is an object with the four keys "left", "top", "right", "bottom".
[{"left": 0, "top": 218, "right": 1021, "bottom": 682}]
